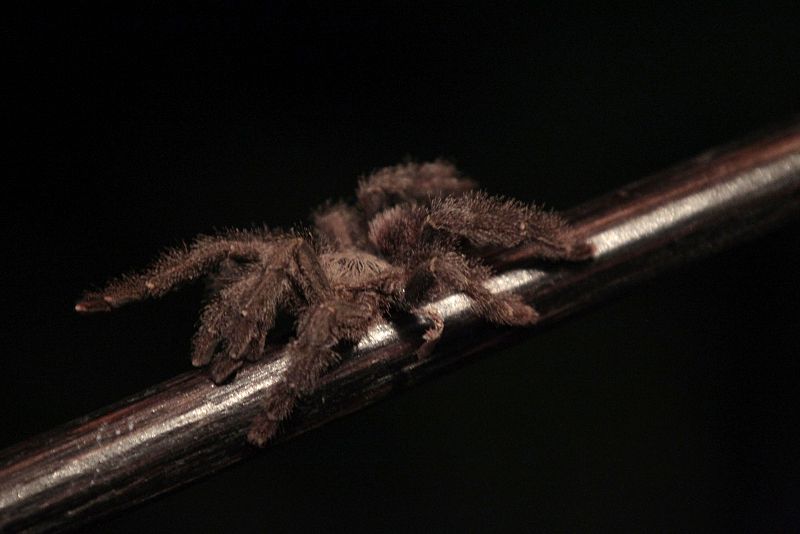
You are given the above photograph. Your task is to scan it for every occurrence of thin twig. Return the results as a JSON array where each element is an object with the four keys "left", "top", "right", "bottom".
[{"left": 1, "top": 124, "right": 799, "bottom": 532}]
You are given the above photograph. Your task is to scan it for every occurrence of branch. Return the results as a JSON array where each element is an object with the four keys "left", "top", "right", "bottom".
[{"left": 2, "top": 124, "right": 799, "bottom": 532}]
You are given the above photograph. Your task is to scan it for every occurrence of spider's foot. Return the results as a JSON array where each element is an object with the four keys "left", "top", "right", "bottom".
[
  {"left": 246, "top": 412, "right": 281, "bottom": 447},
  {"left": 503, "top": 300, "right": 540, "bottom": 325},
  {"left": 74, "top": 295, "right": 114, "bottom": 313},
  {"left": 415, "top": 339, "right": 439, "bottom": 359},
  {"left": 567, "top": 240, "right": 595, "bottom": 261},
  {"left": 75, "top": 292, "right": 139, "bottom": 313},
  {"left": 209, "top": 355, "right": 244, "bottom": 384},
  {"left": 415, "top": 308, "right": 445, "bottom": 360}
]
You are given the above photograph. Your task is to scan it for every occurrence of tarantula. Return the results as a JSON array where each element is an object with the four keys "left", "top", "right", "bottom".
[{"left": 76, "top": 161, "right": 591, "bottom": 446}]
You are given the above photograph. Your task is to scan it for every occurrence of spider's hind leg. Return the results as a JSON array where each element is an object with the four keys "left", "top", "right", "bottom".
[
  {"left": 410, "top": 252, "right": 538, "bottom": 358},
  {"left": 426, "top": 191, "right": 593, "bottom": 261},
  {"left": 356, "top": 160, "right": 478, "bottom": 216}
]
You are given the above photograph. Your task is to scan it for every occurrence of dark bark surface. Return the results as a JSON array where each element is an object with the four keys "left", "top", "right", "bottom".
[{"left": 2, "top": 124, "right": 798, "bottom": 532}]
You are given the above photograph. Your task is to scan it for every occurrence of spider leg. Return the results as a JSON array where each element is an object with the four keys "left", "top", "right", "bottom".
[
  {"left": 312, "top": 202, "right": 370, "bottom": 251},
  {"left": 75, "top": 232, "right": 275, "bottom": 312},
  {"left": 208, "top": 352, "right": 245, "bottom": 384},
  {"left": 414, "top": 307, "right": 444, "bottom": 359},
  {"left": 410, "top": 252, "right": 538, "bottom": 358},
  {"left": 356, "top": 160, "right": 477, "bottom": 217},
  {"left": 247, "top": 300, "right": 373, "bottom": 446},
  {"left": 191, "top": 263, "right": 292, "bottom": 369},
  {"left": 426, "top": 191, "right": 593, "bottom": 260},
  {"left": 193, "top": 237, "right": 332, "bottom": 372}
]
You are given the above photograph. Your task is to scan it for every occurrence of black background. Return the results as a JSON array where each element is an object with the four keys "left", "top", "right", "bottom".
[{"left": 5, "top": 3, "right": 800, "bottom": 532}]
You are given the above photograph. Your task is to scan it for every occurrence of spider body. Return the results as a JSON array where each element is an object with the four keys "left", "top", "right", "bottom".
[{"left": 77, "top": 161, "right": 591, "bottom": 446}]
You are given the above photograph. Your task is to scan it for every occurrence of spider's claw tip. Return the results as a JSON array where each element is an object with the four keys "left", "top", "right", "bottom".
[
  {"left": 569, "top": 241, "right": 595, "bottom": 260},
  {"left": 247, "top": 414, "right": 281, "bottom": 447},
  {"left": 246, "top": 432, "right": 266, "bottom": 448},
  {"left": 246, "top": 426, "right": 276, "bottom": 448},
  {"left": 74, "top": 298, "right": 113, "bottom": 313},
  {"left": 191, "top": 353, "right": 213, "bottom": 367},
  {"left": 209, "top": 357, "right": 244, "bottom": 384}
]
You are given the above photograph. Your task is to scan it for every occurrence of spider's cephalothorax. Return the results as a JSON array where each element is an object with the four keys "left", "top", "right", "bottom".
[{"left": 76, "top": 161, "right": 592, "bottom": 446}]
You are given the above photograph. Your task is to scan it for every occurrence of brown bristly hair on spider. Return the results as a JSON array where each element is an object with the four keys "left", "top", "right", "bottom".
[{"left": 76, "top": 160, "right": 592, "bottom": 446}]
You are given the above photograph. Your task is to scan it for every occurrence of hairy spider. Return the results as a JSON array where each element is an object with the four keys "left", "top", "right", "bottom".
[{"left": 76, "top": 161, "right": 592, "bottom": 446}]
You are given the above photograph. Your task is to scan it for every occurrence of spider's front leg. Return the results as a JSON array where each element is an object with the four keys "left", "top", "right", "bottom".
[
  {"left": 74, "top": 231, "right": 288, "bottom": 383},
  {"left": 192, "top": 261, "right": 293, "bottom": 382},
  {"left": 75, "top": 232, "right": 272, "bottom": 312},
  {"left": 247, "top": 299, "right": 374, "bottom": 446},
  {"left": 193, "top": 237, "right": 333, "bottom": 382}
]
